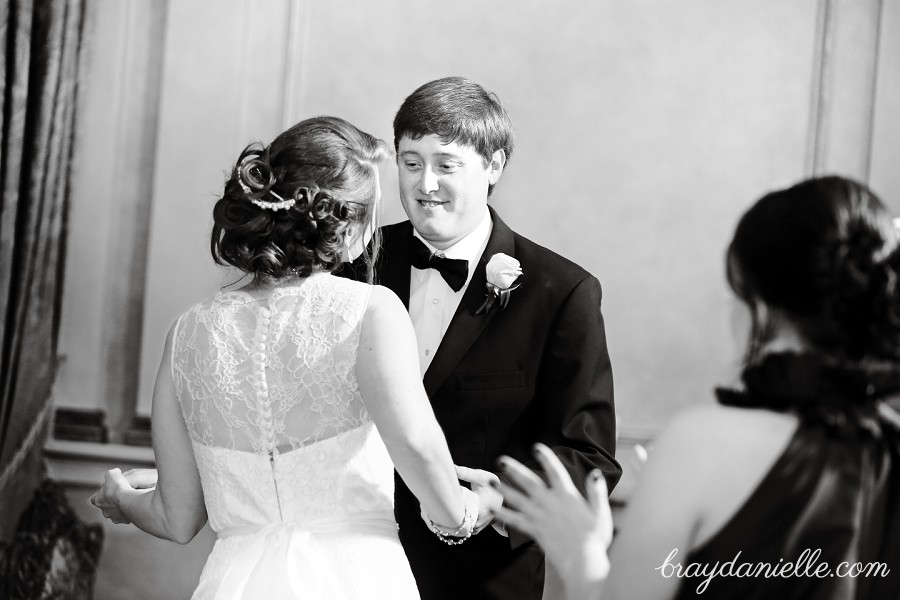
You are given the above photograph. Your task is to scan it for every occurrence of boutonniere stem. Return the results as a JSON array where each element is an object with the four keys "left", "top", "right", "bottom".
[{"left": 476, "top": 253, "right": 522, "bottom": 315}]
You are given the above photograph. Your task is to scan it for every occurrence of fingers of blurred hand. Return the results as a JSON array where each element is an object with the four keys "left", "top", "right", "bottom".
[
  {"left": 497, "top": 455, "right": 545, "bottom": 496},
  {"left": 585, "top": 471, "right": 614, "bottom": 546},
  {"left": 122, "top": 468, "right": 158, "bottom": 490},
  {"left": 532, "top": 444, "right": 578, "bottom": 494},
  {"left": 584, "top": 470, "right": 607, "bottom": 511},
  {"left": 491, "top": 478, "right": 532, "bottom": 514},
  {"left": 455, "top": 466, "right": 500, "bottom": 488},
  {"left": 491, "top": 505, "right": 532, "bottom": 537}
]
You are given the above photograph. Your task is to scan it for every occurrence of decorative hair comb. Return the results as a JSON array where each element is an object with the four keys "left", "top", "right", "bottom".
[{"left": 237, "top": 154, "right": 296, "bottom": 211}]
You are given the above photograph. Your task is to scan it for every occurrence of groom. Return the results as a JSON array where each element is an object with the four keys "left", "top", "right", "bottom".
[{"left": 357, "top": 76, "right": 621, "bottom": 600}]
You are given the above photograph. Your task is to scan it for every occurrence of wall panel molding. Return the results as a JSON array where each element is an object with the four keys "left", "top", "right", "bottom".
[
  {"left": 99, "top": 0, "right": 169, "bottom": 442},
  {"left": 281, "top": 0, "right": 307, "bottom": 129},
  {"left": 806, "top": 0, "right": 884, "bottom": 179}
]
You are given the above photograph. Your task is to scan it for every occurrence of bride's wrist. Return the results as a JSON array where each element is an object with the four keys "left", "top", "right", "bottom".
[{"left": 424, "top": 487, "right": 479, "bottom": 544}]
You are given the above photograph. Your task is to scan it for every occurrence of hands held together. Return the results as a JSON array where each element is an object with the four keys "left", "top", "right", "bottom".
[
  {"left": 492, "top": 444, "right": 613, "bottom": 599},
  {"left": 93, "top": 446, "right": 614, "bottom": 599}
]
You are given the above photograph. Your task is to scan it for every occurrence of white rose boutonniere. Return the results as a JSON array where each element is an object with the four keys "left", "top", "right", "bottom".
[{"left": 476, "top": 253, "right": 523, "bottom": 315}]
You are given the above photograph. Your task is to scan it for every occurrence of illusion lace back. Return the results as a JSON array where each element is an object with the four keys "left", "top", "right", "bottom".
[{"left": 171, "top": 273, "right": 419, "bottom": 600}]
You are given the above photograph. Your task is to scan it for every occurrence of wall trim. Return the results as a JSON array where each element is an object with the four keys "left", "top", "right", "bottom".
[
  {"left": 805, "top": 0, "right": 884, "bottom": 179},
  {"left": 44, "top": 439, "right": 155, "bottom": 488},
  {"left": 865, "top": 0, "right": 885, "bottom": 181},
  {"left": 280, "top": 0, "right": 307, "bottom": 129},
  {"left": 805, "top": 0, "right": 833, "bottom": 176},
  {"left": 99, "top": 0, "right": 170, "bottom": 442}
]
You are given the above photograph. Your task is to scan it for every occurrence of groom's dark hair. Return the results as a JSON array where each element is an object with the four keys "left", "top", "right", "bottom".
[{"left": 393, "top": 76, "right": 515, "bottom": 196}]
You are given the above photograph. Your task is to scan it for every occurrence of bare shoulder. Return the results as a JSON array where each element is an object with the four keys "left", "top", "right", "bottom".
[
  {"left": 652, "top": 403, "right": 797, "bottom": 471},
  {"left": 607, "top": 401, "right": 800, "bottom": 598},
  {"left": 360, "top": 285, "right": 415, "bottom": 348},
  {"left": 655, "top": 403, "right": 798, "bottom": 545},
  {"left": 364, "top": 285, "right": 407, "bottom": 321},
  {"left": 664, "top": 403, "right": 796, "bottom": 446}
]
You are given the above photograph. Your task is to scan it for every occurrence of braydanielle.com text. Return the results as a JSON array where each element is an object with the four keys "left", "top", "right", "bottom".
[{"left": 656, "top": 548, "right": 892, "bottom": 594}]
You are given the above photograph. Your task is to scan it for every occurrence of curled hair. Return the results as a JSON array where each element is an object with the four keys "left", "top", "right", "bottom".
[
  {"left": 211, "top": 116, "right": 391, "bottom": 282},
  {"left": 727, "top": 175, "right": 900, "bottom": 364},
  {"left": 393, "top": 76, "right": 514, "bottom": 196}
]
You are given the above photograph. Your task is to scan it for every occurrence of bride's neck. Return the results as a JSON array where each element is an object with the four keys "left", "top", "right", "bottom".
[{"left": 241, "top": 273, "right": 309, "bottom": 292}]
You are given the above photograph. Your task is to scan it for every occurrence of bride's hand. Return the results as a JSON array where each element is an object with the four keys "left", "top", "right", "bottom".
[
  {"left": 90, "top": 468, "right": 138, "bottom": 525},
  {"left": 455, "top": 466, "right": 502, "bottom": 534},
  {"left": 121, "top": 468, "right": 159, "bottom": 490},
  {"left": 492, "top": 444, "right": 613, "bottom": 595}
]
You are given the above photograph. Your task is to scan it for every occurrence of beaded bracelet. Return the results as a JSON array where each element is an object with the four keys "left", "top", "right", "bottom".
[{"left": 425, "top": 502, "right": 477, "bottom": 545}]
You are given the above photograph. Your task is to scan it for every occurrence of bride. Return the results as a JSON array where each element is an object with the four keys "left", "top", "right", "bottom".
[{"left": 90, "top": 116, "right": 492, "bottom": 599}]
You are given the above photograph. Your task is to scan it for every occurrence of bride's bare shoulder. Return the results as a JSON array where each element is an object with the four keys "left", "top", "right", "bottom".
[
  {"left": 359, "top": 285, "right": 416, "bottom": 352},
  {"left": 363, "top": 285, "right": 407, "bottom": 321}
]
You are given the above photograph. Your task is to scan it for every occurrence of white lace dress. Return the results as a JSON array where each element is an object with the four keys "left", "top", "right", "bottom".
[{"left": 171, "top": 273, "right": 420, "bottom": 600}]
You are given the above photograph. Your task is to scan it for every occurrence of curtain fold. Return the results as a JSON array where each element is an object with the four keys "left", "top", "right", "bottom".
[{"left": 0, "top": 0, "right": 86, "bottom": 536}]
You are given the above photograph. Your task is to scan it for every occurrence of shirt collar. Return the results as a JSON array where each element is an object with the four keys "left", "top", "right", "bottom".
[
  {"left": 414, "top": 209, "right": 492, "bottom": 260},
  {"left": 412, "top": 208, "right": 493, "bottom": 283}
]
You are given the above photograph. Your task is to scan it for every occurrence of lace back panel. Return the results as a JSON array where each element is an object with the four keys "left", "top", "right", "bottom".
[{"left": 172, "top": 274, "right": 372, "bottom": 456}]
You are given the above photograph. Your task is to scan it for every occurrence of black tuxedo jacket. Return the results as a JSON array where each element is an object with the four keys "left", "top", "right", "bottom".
[{"left": 343, "top": 208, "right": 620, "bottom": 600}]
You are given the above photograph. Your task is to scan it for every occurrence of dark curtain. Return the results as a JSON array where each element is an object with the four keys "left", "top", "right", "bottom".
[{"left": 0, "top": 0, "right": 86, "bottom": 538}]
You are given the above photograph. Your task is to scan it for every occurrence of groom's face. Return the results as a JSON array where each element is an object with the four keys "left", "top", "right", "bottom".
[{"left": 397, "top": 134, "right": 502, "bottom": 251}]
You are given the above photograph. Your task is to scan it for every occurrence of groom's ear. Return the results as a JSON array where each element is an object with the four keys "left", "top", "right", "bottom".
[{"left": 487, "top": 149, "right": 506, "bottom": 186}]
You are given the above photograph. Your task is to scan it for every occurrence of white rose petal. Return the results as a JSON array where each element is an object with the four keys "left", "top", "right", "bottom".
[{"left": 486, "top": 253, "right": 522, "bottom": 290}]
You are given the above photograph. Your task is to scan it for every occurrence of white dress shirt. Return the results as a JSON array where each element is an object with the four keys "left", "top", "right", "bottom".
[{"left": 409, "top": 210, "right": 493, "bottom": 375}]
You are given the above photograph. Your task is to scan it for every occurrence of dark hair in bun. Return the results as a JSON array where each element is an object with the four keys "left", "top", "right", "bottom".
[
  {"left": 727, "top": 175, "right": 900, "bottom": 365},
  {"left": 211, "top": 116, "right": 390, "bottom": 282}
]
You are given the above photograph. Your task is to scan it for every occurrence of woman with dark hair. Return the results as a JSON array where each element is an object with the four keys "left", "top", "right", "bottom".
[
  {"left": 91, "top": 116, "right": 492, "bottom": 599},
  {"left": 493, "top": 176, "right": 900, "bottom": 599}
]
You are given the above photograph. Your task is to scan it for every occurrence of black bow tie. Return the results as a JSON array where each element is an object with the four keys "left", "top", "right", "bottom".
[{"left": 409, "top": 237, "right": 469, "bottom": 292}]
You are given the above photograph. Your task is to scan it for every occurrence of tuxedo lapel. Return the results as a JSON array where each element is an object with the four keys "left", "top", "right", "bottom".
[
  {"left": 378, "top": 221, "right": 413, "bottom": 308},
  {"left": 423, "top": 207, "right": 516, "bottom": 397}
]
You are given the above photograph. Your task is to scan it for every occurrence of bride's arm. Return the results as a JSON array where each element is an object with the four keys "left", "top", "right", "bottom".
[
  {"left": 92, "top": 323, "right": 207, "bottom": 544},
  {"left": 355, "top": 286, "right": 468, "bottom": 531}
]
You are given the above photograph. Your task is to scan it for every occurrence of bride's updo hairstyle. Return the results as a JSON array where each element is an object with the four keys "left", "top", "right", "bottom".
[
  {"left": 727, "top": 175, "right": 900, "bottom": 365},
  {"left": 211, "top": 116, "right": 390, "bottom": 282}
]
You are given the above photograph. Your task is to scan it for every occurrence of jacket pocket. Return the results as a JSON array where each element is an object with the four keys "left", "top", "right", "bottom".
[{"left": 457, "top": 371, "right": 525, "bottom": 391}]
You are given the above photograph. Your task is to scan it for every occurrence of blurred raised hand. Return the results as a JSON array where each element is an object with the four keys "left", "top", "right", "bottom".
[{"left": 493, "top": 443, "right": 612, "bottom": 600}]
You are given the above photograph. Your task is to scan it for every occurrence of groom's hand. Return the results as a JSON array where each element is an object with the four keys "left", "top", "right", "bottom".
[{"left": 455, "top": 466, "right": 502, "bottom": 534}]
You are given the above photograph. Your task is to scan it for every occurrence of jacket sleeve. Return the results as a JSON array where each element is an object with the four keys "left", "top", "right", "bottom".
[{"left": 508, "top": 274, "right": 621, "bottom": 490}]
